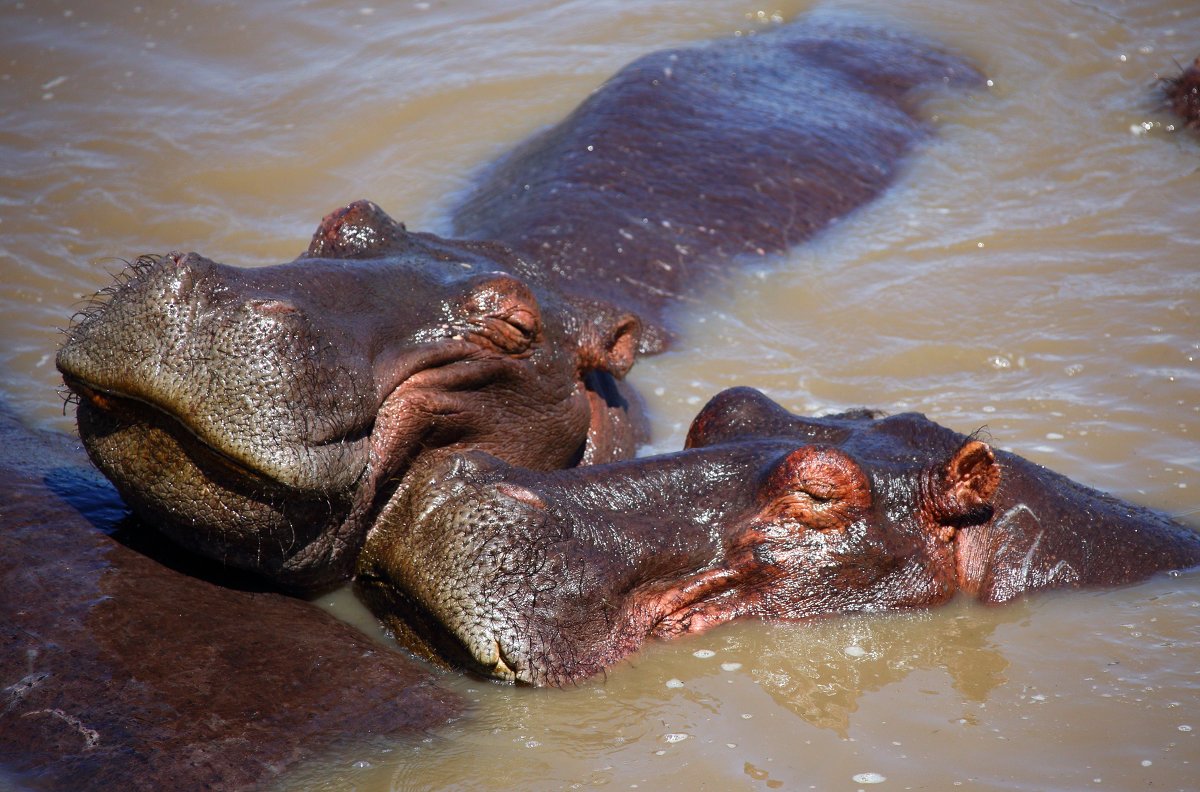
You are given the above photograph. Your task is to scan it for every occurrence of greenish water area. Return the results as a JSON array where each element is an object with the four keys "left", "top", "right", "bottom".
[{"left": 2, "top": 0, "right": 1196, "bottom": 789}]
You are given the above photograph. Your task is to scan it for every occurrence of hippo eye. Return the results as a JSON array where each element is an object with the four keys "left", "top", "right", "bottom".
[
  {"left": 502, "top": 306, "right": 539, "bottom": 341},
  {"left": 757, "top": 446, "right": 871, "bottom": 532},
  {"left": 461, "top": 273, "right": 542, "bottom": 355}
]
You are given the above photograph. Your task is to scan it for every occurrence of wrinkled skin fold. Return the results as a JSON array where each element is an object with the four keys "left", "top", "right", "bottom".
[
  {"left": 56, "top": 14, "right": 982, "bottom": 590},
  {"left": 357, "top": 388, "right": 1200, "bottom": 687}
]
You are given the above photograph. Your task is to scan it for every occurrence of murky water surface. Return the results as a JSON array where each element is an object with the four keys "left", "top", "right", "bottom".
[{"left": 2, "top": 0, "right": 1197, "bottom": 789}]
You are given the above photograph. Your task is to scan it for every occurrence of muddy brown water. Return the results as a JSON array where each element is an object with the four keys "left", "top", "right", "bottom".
[{"left": 2, "top": 0, "right": 1198, "bottom": 789}]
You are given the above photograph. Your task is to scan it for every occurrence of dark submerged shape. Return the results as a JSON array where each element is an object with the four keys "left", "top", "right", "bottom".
[
  {"left": 57, "top": 15, "right": 980, "bottom": 591},
  {"left": 357, "top": 388, "right": 1200, "bottom": 687},
  {"left": 1162, "top": 55, "right": 1200, "bottom": 129},
  {"left": 0, "top": 408, "right": 458, "bottom": 791}
]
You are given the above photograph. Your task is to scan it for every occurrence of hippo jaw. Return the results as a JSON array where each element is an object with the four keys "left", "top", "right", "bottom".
[{"left": 57, "top": 203, "right": 642, "bottom": 592}]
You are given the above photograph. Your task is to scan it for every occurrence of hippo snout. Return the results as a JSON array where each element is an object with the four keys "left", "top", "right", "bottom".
[{"left": 58, "top": 253, "right": 374, "bottom": 494}]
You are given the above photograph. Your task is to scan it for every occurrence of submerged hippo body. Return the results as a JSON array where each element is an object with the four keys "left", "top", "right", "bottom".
[
  {"left": 56, "top": 16, "right": 981, "bottom": 591},
  {"left": 356, "top": 388, "right": 1200, "bottom": 687},
  {"left": 0, "top": 408, "right": 458, "bottom": 790}
]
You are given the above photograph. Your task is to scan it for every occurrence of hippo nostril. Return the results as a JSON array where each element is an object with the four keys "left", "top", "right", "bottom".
[{"left": 161, "top": 251, "right": 206, "bottom": 299}]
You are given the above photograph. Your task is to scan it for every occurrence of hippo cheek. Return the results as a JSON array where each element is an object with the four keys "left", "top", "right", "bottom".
[{"left": 368, "top": 351, "right": 594, "bottom": 486}]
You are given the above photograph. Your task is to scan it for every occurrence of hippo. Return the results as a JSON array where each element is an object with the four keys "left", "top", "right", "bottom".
[
  {"left": 355, "top": 387, "right": 1200, "bottom": 687},
  {"left": 0, "top": 406, "right": 459, "bottom": 790},
  {"left": 1163, "top": 55, "right": 1200, "bottom": 129},
  {"left": 56, "top": 15, "right": 981, "bottom": 592}
]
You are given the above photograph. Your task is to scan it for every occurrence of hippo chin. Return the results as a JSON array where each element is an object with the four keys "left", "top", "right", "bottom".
[
  {"left": 57, "top": 15, "right": 981, "bottom": 591},
  {"left": 356, "top": 388, "right": 1200, "bottom": 687}
]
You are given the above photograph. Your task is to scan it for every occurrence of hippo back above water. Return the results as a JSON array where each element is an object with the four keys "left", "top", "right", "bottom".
[
  {"left": 454, "top": 16, "right": 983, "bottom": 330},
  {"left": 56, "top": 15, "right": 981, "bottom": 591}
]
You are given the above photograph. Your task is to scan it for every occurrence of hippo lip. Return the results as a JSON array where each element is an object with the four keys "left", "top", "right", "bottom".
[{"left": 62, "top": 373, "right": 371, "bottom": 495}]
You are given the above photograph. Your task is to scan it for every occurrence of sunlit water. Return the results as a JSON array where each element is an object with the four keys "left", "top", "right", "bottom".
[{"left": 2, "top": 0, "right": 1197, "bottom": 789}]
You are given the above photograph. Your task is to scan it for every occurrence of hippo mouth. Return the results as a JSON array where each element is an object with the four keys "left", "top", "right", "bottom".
[{"left": 62, "top": 372, "right": 367, "bottom": 589}]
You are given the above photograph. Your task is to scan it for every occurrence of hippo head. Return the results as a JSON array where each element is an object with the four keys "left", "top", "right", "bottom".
[
  {"left": 57, "top": 201, "right": 642, "bottom": 591},
  {"left": 356, "top": 389, "right": 1000, "bottom": 686}
]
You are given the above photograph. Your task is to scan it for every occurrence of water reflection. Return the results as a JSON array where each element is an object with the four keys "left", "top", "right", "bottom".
[{"left": 751, "top": 603, "right": 1016, "bottom": 735}]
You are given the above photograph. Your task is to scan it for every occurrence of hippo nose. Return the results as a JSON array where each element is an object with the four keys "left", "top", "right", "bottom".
[{"left": 147, "top": 253, "right": 303, "bottom": 328}]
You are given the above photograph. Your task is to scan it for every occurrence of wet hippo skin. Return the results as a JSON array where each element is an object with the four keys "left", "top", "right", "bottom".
[
  {"left": 0, "top": 409, "right": 459, "bottom": 791},
  {"left": 55, "top": 14, "right": 981, "bottom": 592},
  {"left": 356, "top": 388, "right": 1200, "bottom": 687}
]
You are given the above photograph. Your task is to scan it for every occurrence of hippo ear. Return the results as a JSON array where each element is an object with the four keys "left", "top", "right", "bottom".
[
  {"left": 928, "top": 440, "right": 1000, "bottom": 527},
  {"left": 576, "top": 311, "right": 642, "bottom": 379},
  {"left": 685, "top": 387, "right": 791, "bottom": 448},
  {"left": 757, "top": 446, "right": 871, "bottom": 532},
  {"left": 306, "top": 200, "right": 409, "bottom": 258}
]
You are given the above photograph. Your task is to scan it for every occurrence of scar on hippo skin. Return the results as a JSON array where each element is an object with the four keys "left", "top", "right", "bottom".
[
  {"left": 357, "top": 387, "right": 1199, "bottom": 687},
  {"left": 1161, "top": 55, "right": 1200, "bottom": 129},
  {"left": 56, "top": 14, "right": 982, "bottom": 593}
]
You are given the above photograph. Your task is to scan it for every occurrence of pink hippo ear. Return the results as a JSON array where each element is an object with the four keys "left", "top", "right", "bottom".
[
  {"left": 926, "top": 440, "right": 1000, "bottom": 532},
  {"left": 757, "top": 446, "right": 872, "bottom": 532}
]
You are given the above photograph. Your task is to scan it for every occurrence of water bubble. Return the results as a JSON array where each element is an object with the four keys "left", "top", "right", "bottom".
[
  {"left": 693, "top": 649, "right": 716, "bottom": 659},
  {"left": 1179, "top": 725, "right": 1192, "bottom": 732},
  {"left": 665, "top": 678, "right": 684, "bottom": 689},
  {"left": 988, "top": 355, "right": 1012, "bottom": 370},
  {"left": 844, "top": 645, "right": 867, "bottom": 658},
  {"left": 721, "top": 662, "right": 743, "bottom": 672},
  {"left": 663, "top": 733, "right": 689, "bottom": 743},
  {"left": 852, "top": 772, "right": 887, "bottom": 784}
]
